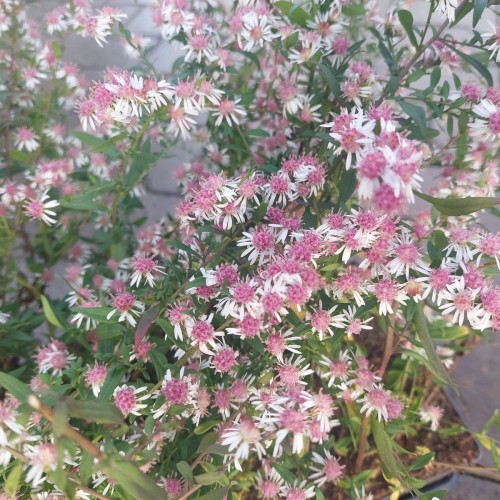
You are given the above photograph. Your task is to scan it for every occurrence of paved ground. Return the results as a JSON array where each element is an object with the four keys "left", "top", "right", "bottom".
[{"left": 31, "top": 1, "right": 500, "bottom": 497}]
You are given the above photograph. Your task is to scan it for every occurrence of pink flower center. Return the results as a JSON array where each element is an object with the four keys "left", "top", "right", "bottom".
[
  {"left": 374, "top": 279, "right": 398, "bottom": 303},
  {"left": 323, "top": 458, "right": 344, "bottom": 481},
  {"left": 114, "top": 387, "right": 136, "bottom": 416},
  {"left": 190, "top": 34, "right": 209, "bottom": 51},
  {"left": 191, "top": 320, "right": 214, "bottom": 342},
  {"left": 279, "top": 408, "right": 306, "bottom": 433},
  {"left": 266, "top": 332, "right": 286, "bottom": 356},
  {"left": 132, "top": 256, "right": 156, "bottom": 273},
  {"left": 163, "top": 379, "right": 189, "bottom": 404},
  {"left": 233, "top": 283, "right": 255, "bottom": 303},
  {"left": 311, "top": 310, "right": 330, "bottom": 333},
  {"left": 252, "top": 228, "right": 274, "bottom": 251},
  {"left": 395, "top": 243, "right": 419, "bottom": 264},
  {"left": 213, "top": 347, "right": 237, "bottom": 373},
  {"left": 278, "top": 364, "right": 300, "bottom": 385},
  {"left": 454, "top": 291, "right": 473, "bottom": 312},
  {"left": 489, "top": 110, "right": 500, "bottom": 134},
  {"left": 238, "top": 315, "right": 262, "bottom": 337},
  {"left": 219, "top": 99, "right": 236, "bottom": 116},
  {"left": 112, "top": 292, "right": 136, "bottom": 312}
]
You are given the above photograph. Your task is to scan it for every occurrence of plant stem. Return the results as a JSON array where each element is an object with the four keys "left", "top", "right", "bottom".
[
  {"left": 379, "top": 311, "right": 396, "bottom": 378},
  {"left": 0, "top": 444, "right": 112, "bottom": 500},
  {"left": 28, "top": 395, "right": 102, "bottom": 460},
  {"left": 354, "top": 416, "right": 369, "bottom": 473},
  {"left": 376, "top": 0, "right": 469, "bottom": 105}
]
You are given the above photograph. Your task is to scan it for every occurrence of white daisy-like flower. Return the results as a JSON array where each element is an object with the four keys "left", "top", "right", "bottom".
[
  {"left": 220, "top": 416, "right": 266, "bottom": 467},
  {"left": 481, "top": 22, "right": 500, "bottom": 63},
  {"left": 309, "top": 450, "right": 345, "bottom": 487},
  {"left": 470, "top": 99, "right": 500, "bottom": 141},
  {"left": 439, "top": 276, "right": 482, "bottom": 326}
]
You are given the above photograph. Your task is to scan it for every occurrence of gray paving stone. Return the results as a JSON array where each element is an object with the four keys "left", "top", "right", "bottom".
[
  {"left": 447, "top": 474, "right": 500, "bottom": 499},
  {"left": 445, "top": 335, "right": 500, "bottom": 468}
]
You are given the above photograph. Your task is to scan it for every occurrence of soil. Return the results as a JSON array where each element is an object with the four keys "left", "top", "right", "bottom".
[{"left": 319, "top": 388, "right": 480, "bottom": 500}]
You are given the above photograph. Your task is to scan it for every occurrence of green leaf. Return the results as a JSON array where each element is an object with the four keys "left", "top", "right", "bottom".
[
  {"left": 372, "top": 418, "right": 412, "bottom": 489},
  {"left": 0, "top": 371, "right": 33, "bottom": 403},
  {"left": 79, "top": 452, "right": 94, "bottom": 483},
  {"left": 342, "top": 3, "right": 366, "bottom": 16},
  {"left": 414, "top": 191, "right": 500, "bottom": 216},
  {"left": 247, "top": 128, "right": 270, "bottom": 137},
  {"left": 473, "top": 0, "right": 488, "bottom": 27},
  {"left": 5, "top": 462, "right": 23, "bottom": 495},
  {"left": 73, "top": 131, "right": 104, "bottom": 148},
  {"left": 315, "top": 488, "right": 326, "bottom": 500},
  {"left": 399, "top": 100, "right": 427, "bottom": 135},
  {"left": 414, "top": 303, "right": 454, "bottom": 387},
  {"left": 66, "top": 399, "right": 125, "bottom": 425},
  {"left": 9, "top": 150, "right": 32, "bottom": 164},
  {"left": 339, "top": 168, "right": 357, "bottom": 204},
  {"left": 61, "top": 182, "right": 116, "bottom": 211},
  {"left": 97, "top": 365, "right": 124, "bottom": 401},
  {"left": 101, "top": 458, "right": 167, "bottom": 499},
  {"left": 430, "top": 67, "right": 441, "bottom": 88},
  {"left": 445, "top": 44, "right": 493, "bottom": 86},
  {"left": 195, "top": 471, "right": 229, "bottom": 486},
  {"left": 193, "top": 419, "right": 219, "bottom": 435},
  {"left": 458, "top": 110, "right": 468, "bottom": 133},
  {"left": 176, "top": 461, "right": 194, "bottom": 483},
  {"left": 252, "top": 202, "right": 268, "bottom": 224},
  {"left": 408, "top": 452, "right": 435, "bottom": 471},
  {"left": 40, "top": 295, "right": 63, "bottom": 328},
  {"left": 125, "top": 142, "right": 158, "bottom": 188},
  {"left": 397, "top": 10, "right": 418, "bottom": 48},
  {"left": 196, "top": 488, "right": 229, "bottom": 500},
  {"left": 275, "top": 1, "right": 310, "bottom": 27},
  {"left": 318, "top": 62, "right": 341, "bottom": 97},
  {"left": 0, "top": 217, "right": 12, "bottom": 256},
  {"left": 91, "top": 132, "right": 128, "bottom": 153},
  {"left": 73, "top": 306, "right": 115, "bottom": 324},
  {"left": 452, "top": 2, "right": 473, "bottom": 25}
]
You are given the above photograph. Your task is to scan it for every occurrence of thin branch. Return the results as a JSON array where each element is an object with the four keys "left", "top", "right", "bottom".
[{"left": 28, "top": 395, "right": 102, "bottom": 460}]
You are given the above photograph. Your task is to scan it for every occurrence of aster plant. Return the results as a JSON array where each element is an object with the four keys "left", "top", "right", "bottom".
[{"left": 0, "top": 0, "right": 499, "bottom": 499}]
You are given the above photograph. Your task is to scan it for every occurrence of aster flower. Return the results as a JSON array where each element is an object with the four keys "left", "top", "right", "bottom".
[
  {"left": 220, "top": 416, "right": 266, "bottom": 466},
  {"left": 14, "top": 127, "right": 40, "bottom": 152},
  {"left": 24, "top": 190, "right": 60, "bottom": 226},
  {"left": 84, "top": 364, "right": 108, "bottom": 397},
  {"left": 419, "top": 404, "right": 444, "bottom": 431},
  {"left": 212, "top": 98, "right": 247, "bottom": 127},
  {"left": 107, "top": 291, "right": 145, "bottom": 327},
  {"left": 430, "top": 0, "right": 458, "bottom": 22},
  {"left": 360, "top": 385, "right": 392, "bottom": 422},
  {"left": 470, "top": 99, "right": 500, "bottom": 141},
  {"left": 113, "top": 384, "right": 150, "bottom": 417},
  {"left": 129, "top": 255, "right": 166, "bottom": 287},
  {"left": 439, "top": 277, "right": 482, "bottom": 327},
  {"left": 309, "top": 450, "right": 345, "bottom": 487},
  {"left": 482, "top": 22, "right": 500, "bottom": 63},
  {"left": 238, "top": 226, "right": 276, "bottom": 265},
  {"left": 24, "top": 443, "right": 59, "bottom": 487}
]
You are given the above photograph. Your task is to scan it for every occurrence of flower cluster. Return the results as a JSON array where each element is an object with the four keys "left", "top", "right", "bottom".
[{"left": 0, "top": 0, "right": 499, "bottom": 499}]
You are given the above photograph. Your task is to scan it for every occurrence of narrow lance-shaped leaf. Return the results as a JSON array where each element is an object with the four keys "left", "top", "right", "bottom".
[
  {"left": 415, "top": 191, "right": 500, "bottom": 216},
  {"left": 372, "top": 418, "right": 414, "bottom": 491},
  {"left": 40, "top": 295, "right": 63, "bottom": 328},
  {"left": 66, "top": 399, "right": 125, "bottom": 425},
  {"left": 473, "top": 0, "right": 488, "bottom": 27},
  {"left": 101, "top": 458, "right": 167, "bottom": 499},
  {"left": 397, "top": 10, "right": 418, "bottom": 47},
  {"left": 414, "top": 303, "right": 455, "bottom": 388},
  {"left": 0, "top": 371, "right": 33, "bottom": 403}
]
